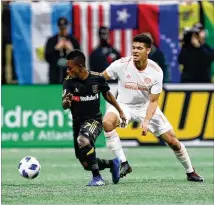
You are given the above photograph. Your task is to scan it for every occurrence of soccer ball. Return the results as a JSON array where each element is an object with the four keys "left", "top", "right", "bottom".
[{"left": 18, "top": 156, "right": 41, "bottom": 179}]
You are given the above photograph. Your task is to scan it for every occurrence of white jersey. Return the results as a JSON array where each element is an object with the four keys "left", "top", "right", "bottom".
[{"left": 106, "top": 56, "right": 163, "bottom": 110}]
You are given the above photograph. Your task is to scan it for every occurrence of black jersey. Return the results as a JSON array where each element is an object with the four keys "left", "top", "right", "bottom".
[{"left": 62, "top": 71, "right": 110, "bottom": 120}]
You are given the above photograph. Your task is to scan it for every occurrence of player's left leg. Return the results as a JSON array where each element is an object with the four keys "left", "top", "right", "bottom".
[
  {"left": 147, "top": 109, "right": 204, "bottom": 182},
  {"left": 77, "top": 134, "right": 105, "bottom": 186}
]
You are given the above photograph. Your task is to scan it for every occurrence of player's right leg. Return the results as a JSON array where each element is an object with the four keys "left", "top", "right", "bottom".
[
  {"left": 80, "top": 158, "right": 121, "bottom": 184},
  {"left": 103, "top": 106, "right": 132, "bottom": 178},
  {"left": 77, "top": 134, "right": 105, "bottom": 186},
  {"left": 160, "top": 130, "right": 204, "bottom": 182}
]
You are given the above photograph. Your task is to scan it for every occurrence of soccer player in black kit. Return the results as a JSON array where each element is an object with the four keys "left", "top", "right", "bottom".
[{"left": 62, "top": 50, "right": 127, "bottom": 186}]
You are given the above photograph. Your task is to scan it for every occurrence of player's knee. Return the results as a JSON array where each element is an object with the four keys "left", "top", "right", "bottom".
[
  {"left": 103, "top": 113, "right": 118, "bottom": 132},
  {"left": 80, "top": 161, "right": 91, "bottom": 171},
  {"left": 103, "top": 120, "right": 115, "bottom": 132},
  {"left": 77, "top": 135, "right": 90, "bottom": 148}
]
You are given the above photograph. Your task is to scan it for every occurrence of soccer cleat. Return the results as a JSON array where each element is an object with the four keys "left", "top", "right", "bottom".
[
  {"left": 186, "top": 169, "right": 204, "bottom": 182},
  {"left": 110, "top": 158, "right": 121, "bottom": 184},
  {"left": 120, "top": 162, "right": 132, "bottom": 178},
  {"left": 87, "top": 175, "right": 105, "bottom": 186}
]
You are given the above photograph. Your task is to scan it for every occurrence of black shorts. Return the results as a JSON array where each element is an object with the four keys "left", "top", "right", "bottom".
[{"left": 73, "top": 118, "right": 102, "bottom": 160}]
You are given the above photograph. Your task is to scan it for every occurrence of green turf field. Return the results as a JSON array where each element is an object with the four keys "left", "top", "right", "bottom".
[{"left": 2, "top": 147, "right": 214, "bottom": 204}]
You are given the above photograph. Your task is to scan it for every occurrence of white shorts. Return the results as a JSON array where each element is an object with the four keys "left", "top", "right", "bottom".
[{"left": 106, "top": 103, "right": 172, "bottom": 137}]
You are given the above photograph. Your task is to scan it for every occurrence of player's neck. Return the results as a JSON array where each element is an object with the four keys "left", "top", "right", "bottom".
[
  {"left": 134, "top": 59, "right": 148, "bottom": 71},
  {"left": 59, "top": 31, "right": 68, "bottom": 37},
  {"left": 79, "top": 70, "right": 89, "bottom": 81}
]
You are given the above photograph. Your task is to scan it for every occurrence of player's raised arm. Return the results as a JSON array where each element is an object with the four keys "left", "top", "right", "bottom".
[
  {"left": 62, "top": 93, "right": 73, "bottom": 110},
  {"left": 62, "top": 80, "right": 73, "bottom": 110}
]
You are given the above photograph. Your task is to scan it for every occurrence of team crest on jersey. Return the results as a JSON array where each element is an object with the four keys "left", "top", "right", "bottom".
[
  {"left": 92, "top": 85, "right": 99, "bottom": 93},
  {"left": 144, "top": 77, "right": 151, "bottom": 84}
]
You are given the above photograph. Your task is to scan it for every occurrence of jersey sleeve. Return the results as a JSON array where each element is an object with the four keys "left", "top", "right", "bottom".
[
  {"left": 150, "top": 72, "right": 163, "bottom": 94},
  {"left": 105, "top": 60, "right": 120, "bottom": 80},
  {"left": 62, "top": 79, "right": 73, "bottom": 99},
  {"left": 99, "top": 76, "right": 110, "bottom": 94}
]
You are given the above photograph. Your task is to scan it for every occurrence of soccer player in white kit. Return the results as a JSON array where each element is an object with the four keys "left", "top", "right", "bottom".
[{"left": 102, "top": 34, "right": 204, "bottom": 182}]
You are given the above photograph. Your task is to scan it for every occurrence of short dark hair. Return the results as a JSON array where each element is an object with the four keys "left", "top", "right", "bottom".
[
  {"left": 67, "top": 49, "right": 86, "bottom": 67},
  {"left": 99, "top": 26, "right": 109, "bottom": 36},
  {"left": 57, "top": 17, "right": 68, "bottom": 28},
  {"left": 193, "top": 23, "right": 204, "bottom": 31},
  {"left": 133, "top": 34, "right": 152, "bottom": 48}
]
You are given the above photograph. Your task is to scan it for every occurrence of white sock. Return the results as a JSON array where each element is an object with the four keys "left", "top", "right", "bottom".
[
  {"left": 104, "top": 130, "right": 127, "bottom": 163},
  {"left": 173, "top": 143, "right": 194, "bottom": 173}
]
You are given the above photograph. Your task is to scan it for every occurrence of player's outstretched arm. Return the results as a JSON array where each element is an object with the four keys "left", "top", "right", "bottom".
[
  {"left": 142, "top": 93, "right": 160, "bottom": 135},
  {"left": 102, "top": 91, "right": 127, "bottom": 127},
  {"left": 62, "top": 93, "right": 73, "bottom": 110}
]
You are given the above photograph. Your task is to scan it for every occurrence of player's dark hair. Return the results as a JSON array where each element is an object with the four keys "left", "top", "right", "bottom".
[
  {"left": 67, "top": 49, "right": 86, "bottom": 67},
  {"left": 133, "top": 34, "right": 152, "bottom": 48}
]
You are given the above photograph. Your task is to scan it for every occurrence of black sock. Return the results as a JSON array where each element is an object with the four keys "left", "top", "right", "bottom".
[
  {"left": 97, "top": 158, "right": 113, "bottom": 170},
  {"left": 80, "top": 145, "right": 100, "bottom": 177}
]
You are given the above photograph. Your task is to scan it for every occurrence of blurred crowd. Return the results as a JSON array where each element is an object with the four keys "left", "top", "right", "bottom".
[
  {"left": 179, "top": 23, "right": 214, "bottom": 83},
  {"left": 1, "top": 1, "right": 214, "bottom": 84}
]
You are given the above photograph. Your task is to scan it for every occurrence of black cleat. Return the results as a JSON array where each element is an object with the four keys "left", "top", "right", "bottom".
[
  {"left": 120, "top": 162, "right": 132, "bottom": 178},
  {"left": 187, "top": 169, "right": 204, "bottom": 182}
]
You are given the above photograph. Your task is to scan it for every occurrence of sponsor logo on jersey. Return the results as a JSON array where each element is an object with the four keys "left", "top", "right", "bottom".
[
  {"left": 124, "top": 82, "right": 148, "bottom": 91},
  {"left": 72, "top": 94, "right": 99, "bottom": 102},
  {"left": 72, "top": 96, "right": 80, "bottom": 102}
]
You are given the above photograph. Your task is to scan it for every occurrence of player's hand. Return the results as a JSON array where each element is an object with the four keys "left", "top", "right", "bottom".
[
  {"left": 64, "top": 41, "right": 74, "bottom": 51},
  {"left": 119, "top": 112, "right": 127, "bottom": 128},
  {"left": 65, "top": 93, "right": 73, "bottom": 102},
  {"left": 63, "top": 93, "right": 73, "bottom": 108},
  {"left": 191, "top": 34, "right": 201, "bottom": 48},
  {"left": 55, "top": 39, "right": 65, "bottom": 50},
  {"left": 142, "top": 120, "right": 149, "bottom": 136}
]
